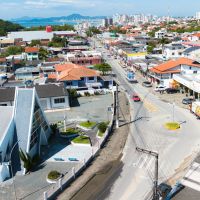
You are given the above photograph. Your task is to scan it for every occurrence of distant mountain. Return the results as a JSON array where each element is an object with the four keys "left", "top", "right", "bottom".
[{"left": 12, "top": 14, "right": 106, "bottom": 22}]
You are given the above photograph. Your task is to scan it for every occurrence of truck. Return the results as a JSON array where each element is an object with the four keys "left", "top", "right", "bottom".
[
  {"left": 190, "top": 101, "right": 200, "bottom": 117},
  {"left": 126, "top": 71, "right": 137, "bottom": 83}
]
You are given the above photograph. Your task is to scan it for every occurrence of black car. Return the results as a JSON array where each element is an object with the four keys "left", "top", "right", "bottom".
[
  {"left": 142, "top": 81, "right": 152, "bottom": 87},
  {"left": 182, "top": 98, "right": 194, "bottom": 105},
  {"left": 166, "top": 88, "right": 179, "bottom": 94}
]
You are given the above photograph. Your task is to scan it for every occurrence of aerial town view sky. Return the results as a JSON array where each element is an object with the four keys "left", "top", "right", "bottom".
[{"left": 1, "top": 0, "right": 200, "bottom": 19}]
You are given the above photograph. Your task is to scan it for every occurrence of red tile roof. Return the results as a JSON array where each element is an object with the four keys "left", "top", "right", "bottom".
[
  {"left": 150, "top": 58, "right": 200, "bottom": 74},
  {"left": 25, "top": 47, "right": 39, "bottom": 53}
]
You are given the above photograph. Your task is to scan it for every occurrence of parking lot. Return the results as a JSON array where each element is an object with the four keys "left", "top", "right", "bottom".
[{"left": 46, "top": 93, "right": 113, "bottom": 123}]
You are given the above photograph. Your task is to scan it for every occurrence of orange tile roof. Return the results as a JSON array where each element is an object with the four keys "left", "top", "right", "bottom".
[
  {"left": 58, "top": 65, "right": 99, "bottom": 81},
  {"left": 50, "top": 63, "right": 99, "bottom": 81},
  {"left": 48, "top": 74, "right": 57, "bottom": 79},
  {"left": 54, "top": 63, "right": 78, "bottom": 72},
  {"left": 193, "top": 33, "right": 200, "bottom": 38},
  {"left": 150, "top": 58, "right": 200, "bottom": 74},
  {"left": 25, "top": 47, "right": 39, "bottom": 53}
]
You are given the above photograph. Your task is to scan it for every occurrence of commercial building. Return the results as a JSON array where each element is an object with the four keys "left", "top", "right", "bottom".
[{"left": 149, "top": 57, "right": 200, "bottom": 87}]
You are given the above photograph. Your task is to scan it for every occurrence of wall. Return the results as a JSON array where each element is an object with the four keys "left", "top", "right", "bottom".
[
  {"left": 51, "top": 96, "right": 69, "bottom": 109},
  {"left": 181, "top": 65, "right": 200, "bottom": 75},
  {"left": 0, "top": 119, "right": 15, "bottom": 162}
]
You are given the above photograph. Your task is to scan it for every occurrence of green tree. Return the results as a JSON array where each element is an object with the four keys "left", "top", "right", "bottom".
[
  {"left": 0, "top": 19, "right": 23, "bottom": 36},
  {"left": 30, "top": 40, "right": 41, "bottom": 47},
  {"left": 19, "top": 149, "right": 33, "bottom": 173},
  {"left": 94, "top": 63, "right": 112, "bottom": 75},
  {"left": 39, "top": 47, "right": 49, "bottom": 60},
  {"left": 6, "top": 46, "right": 24, "bottom": 55},
  {"left": 86, "top": 26, "right": 101, "bottom": 37}
]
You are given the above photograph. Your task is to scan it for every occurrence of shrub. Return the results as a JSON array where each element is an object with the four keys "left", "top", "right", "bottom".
[
  {"left": 84, "top": 92, "right": 90, "bottom": 96},
  {"left": 98, "top": 122, "right": 108, "bottom": 133},
  {"left": 50, "top": 123, "right": 57, "bottom": 135},
  {"left": 61, "top": 127, "right": 79, "bottom": 135},
  {"left": 47, "top": 171, "right": 61, "bottom": 180}
]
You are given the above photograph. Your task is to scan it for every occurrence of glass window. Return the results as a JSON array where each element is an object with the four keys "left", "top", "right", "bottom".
[
  {"left": 54, "top": 98, "right": 65, "bottom": 104},
  {"left": 88, "top": 77, "right": 94, "bottom": 80}
]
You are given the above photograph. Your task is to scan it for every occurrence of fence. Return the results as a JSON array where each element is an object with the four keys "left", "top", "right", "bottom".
[{"left": 41, "top": 91, "right": 116, "bottom": 200}]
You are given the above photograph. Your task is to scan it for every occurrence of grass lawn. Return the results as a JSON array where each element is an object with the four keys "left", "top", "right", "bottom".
[
  {"left": 60, "top": 128, "right": 80, "bottom": 136},
  {"left": 79, "top": 121, "right": 97, "bottom": 128},
  {"left": 98, "top": 131, "right": 105, "bottom": 137},
  {"left": 72, "top": 136, "right": 90, "bottom": 144},
  {"left": 164, "top": 122, "right": 180, "bottom": 130}
]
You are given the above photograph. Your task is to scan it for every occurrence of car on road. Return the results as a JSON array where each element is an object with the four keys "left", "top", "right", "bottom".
[
  {"left": 142, "top": 81, "right": 152, "bottom": 87},
  {"left": 166, "top": 88, "right": 179, "bottom": 94},
  {"left": 154, "top": 85, "right": 167, "bottom": 92},
  {"left": 132, "top": 94, "right": 141, "bottom": 102},
  {"left": 182, "top": 97, "right": 194, "bottom": 105}
]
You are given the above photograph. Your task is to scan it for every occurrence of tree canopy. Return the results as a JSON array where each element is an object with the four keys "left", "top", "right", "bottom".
[
  {"left": 0, "top": 19, "right": 23, "bottom": 36},
  {"left": 94, "top": 63, "right": 112, "bottom": 75},
  {"left": 24, "top": 24, "right": 74, "bottom": 31}
]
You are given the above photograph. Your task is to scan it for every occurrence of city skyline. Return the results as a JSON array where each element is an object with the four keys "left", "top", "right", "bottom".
[{"left": 1, "top": 0, "right": 200, "bottom": 19}]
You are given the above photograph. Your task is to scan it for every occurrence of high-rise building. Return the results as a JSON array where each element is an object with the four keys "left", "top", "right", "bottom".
[{"left": 196, "top": 12, "right": 200, "bottom": 20}]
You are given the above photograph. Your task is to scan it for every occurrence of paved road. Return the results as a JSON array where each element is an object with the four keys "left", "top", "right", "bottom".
[{"left": 93, "top": 39, "right": 200, "bottom": 200}]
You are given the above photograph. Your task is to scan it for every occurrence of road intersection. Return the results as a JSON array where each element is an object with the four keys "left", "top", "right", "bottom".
[{"left": 93, "top": 39, "right": 200, "bottom": 200}]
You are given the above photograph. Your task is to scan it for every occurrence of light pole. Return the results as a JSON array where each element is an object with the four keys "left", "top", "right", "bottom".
[
  {"left": 136, "top": 147, "right": 159, "bottom": 200},
  {"left": 9, "top": 140, "right": 20, "bottom": 200},
  {"left": 172, "top": 102, "right": 175, "bottom": 122}
]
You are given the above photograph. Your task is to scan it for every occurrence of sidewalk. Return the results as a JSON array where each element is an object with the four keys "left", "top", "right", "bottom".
[{"left": 56, "top": 91, "right": 130, "bottom": 200}]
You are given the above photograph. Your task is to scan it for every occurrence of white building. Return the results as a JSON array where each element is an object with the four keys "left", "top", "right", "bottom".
[
  {"left": 155, "top": 29, "right": 167, "bottom": 39},
  {"left": 0, "top": 88, "right": 51, "bottom": 182},
  {"left": 163, "top": 43, "right": 185, "bottom": 59},
  {"left": 196, "top": 12, "right": 200, "bottom": 20},
  {"left": 7, "top": 30, "right": 77, "bottom": 42}
]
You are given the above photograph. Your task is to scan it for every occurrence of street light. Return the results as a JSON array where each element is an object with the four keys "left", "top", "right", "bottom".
[{"left": 9, "top": 140, "right": 20, "bottom": 200}]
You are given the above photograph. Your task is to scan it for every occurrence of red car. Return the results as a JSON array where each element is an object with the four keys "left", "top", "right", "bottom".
[{"left": 132, "top": 94, "right": 141, "bottom": 102}]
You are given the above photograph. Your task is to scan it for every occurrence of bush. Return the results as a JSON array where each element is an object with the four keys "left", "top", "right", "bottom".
[
  {"left": 98, "top": 122, "right": 108, "bottom": 133},
  {"left": 61, "top": 127, "right": 80, "bottom": 135},
  {"left": 47, "top": 171, "right": 61, "bottom": 180},
  {"left": 50, "top": 123, "right": 57, "bottom": 135},
  {"left": 84, "top": 92, "right": 90, "bottom": 96}
]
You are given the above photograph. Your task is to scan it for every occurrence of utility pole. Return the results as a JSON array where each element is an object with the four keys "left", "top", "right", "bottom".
[
  {"left": 136, "top": 147, "right": 159, "bottom": 200},
  {"left": 116, "top": 83, "right": 119, "bottom": 128}
]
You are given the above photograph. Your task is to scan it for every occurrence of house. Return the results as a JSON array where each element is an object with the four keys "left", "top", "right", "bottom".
[
  {"left": 0, "top": 38, "right": 14, "bottom": 48},
  {"left": 155, "top": 29, "right": 167, "bottom": 39},
  {"left": 0, "top": 87, "right": 51, "bottom": 181},
  {"left": 0, "top": 84, "right": 70, "bottom": 111},
  {"left": 183, "top": 46, "right": 200, "bottom": 61},
  {"left": 49, "top": 63, "right": 102, "bottom": 89},
  {"left": 15, "top": 67, "right": 40, "bottom": 80},
  {"left": 163, "top": 43, "right": 185, "bottom": 59},
  {"left": 64, "top": 51, "right": 102, "bottom": 66},
  {"left": 24, "top": 47, "right": 39, "bottom": 61},
  {"left": 149, "top": 57, "right": 200, "bottom": 87}
]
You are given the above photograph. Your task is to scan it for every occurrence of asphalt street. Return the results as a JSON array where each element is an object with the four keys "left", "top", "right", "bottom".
[{"left": 93, "top": 39, "right": 200, "bottom": 200}]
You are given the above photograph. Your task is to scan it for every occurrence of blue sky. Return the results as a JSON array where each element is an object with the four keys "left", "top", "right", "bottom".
[{"left": 1, "top": 0, "right": 200, "bottom": 19}]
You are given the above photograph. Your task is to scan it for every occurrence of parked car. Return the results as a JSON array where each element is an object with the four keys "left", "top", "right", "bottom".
[
  {"left": 158, "top": 183, "right": 172, "bottom": 199},
  {"left": 166, "top": 88, "right": 179, "bottom": 94},
  {"left": 182, "top": 97, "right": 194, "bottom": 105},
  {"left": 154, "top": 85, "right": 167, "bottom": 92},
  {"left": 132, "top": 94, "right": 141, "bottom": 102},
  {"left": 142, "top": 81, "right": 152, "bottom": 87}
]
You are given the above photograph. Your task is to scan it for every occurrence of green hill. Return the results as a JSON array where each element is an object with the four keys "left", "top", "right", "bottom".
[{"left": 0, "top": 19, "right": 23, "bottom": 36}]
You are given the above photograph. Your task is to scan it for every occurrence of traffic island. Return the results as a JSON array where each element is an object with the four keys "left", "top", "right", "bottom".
[
  {"left": 77, "top": 121, "right": 97, "bottom": 131},
  {"left": 71, "top": 135, "right": 91, "bottom": 146},
  {"left": 164, "top": 122, "right": 180, "bottom": 130}
]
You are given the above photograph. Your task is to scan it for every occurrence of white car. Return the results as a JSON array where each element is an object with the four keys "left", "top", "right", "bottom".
[{"left": 154, "top": 85, "right": 167, "bottom": 92}]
